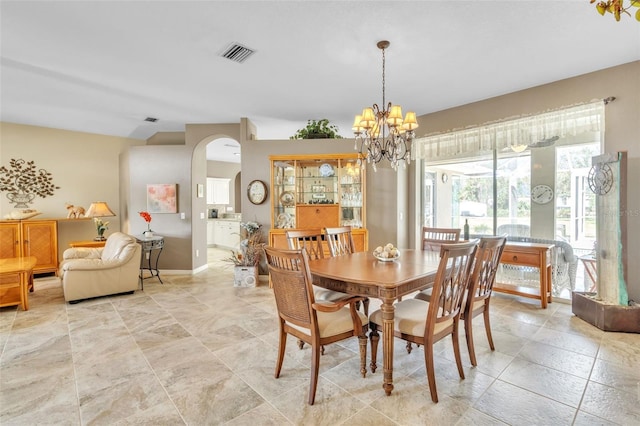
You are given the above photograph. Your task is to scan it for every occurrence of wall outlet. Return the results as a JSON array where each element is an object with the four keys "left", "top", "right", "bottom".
[{"left": 196, "top": 249, "right": 199, "bottom": 257}]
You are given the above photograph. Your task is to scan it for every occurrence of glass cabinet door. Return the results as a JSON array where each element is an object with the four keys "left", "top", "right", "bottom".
[
  {"left": 339, "top": 159, "right": 364, "bottom": 228},
  {"left": 272, "top": 160, "right": 296, "bottom": 229}
]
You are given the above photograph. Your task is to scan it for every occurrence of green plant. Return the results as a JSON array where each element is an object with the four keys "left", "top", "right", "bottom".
[
  {"left": 590, "top": 0, "right": 640, "bottom": 21},
  {"left": 290, "top": 119, "right": 342, "bottom": 140}
]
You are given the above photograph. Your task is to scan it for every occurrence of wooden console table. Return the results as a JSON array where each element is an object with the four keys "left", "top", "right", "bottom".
[
  {"left": 69, "top": 240, "right": 106, "bottom": 248},
  {"left": 494, "top": 242, "right": 554, "bottom": 308}
]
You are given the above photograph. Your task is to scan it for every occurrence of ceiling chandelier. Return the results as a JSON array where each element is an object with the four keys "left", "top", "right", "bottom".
[{"left": 353, "top": 40, "right": 418, "bottom": 172}]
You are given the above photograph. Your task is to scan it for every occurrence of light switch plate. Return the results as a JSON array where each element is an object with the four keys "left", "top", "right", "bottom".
[{"left": 180, "top": 212, "right": 186, "bottom": 219}]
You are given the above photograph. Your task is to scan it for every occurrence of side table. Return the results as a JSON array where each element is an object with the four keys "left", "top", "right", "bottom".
[
  {"left": 69, "top": 240, "right": 107, "bottom": 248},
  {"left": 136, "top": 235, "right": 164, "bottom": 288}
]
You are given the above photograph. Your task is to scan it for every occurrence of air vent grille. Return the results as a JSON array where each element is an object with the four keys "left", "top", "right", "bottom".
[
  {"left": 221, "top": 43, "right": 255, "bottom": 64},
  {"left": 144, "top": 117, "right": 158, "bottom": 123}
]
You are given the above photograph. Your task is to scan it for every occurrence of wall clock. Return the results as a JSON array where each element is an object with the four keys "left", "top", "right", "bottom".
[
  {"left": 587, "top": 163, "right": 614, "bottom": 195},
  {"left": 247, "top": 180, "right": 268, "bottom": 205},
  {"left": 531, "top": 184, "right": 554, "bottom": 204}
]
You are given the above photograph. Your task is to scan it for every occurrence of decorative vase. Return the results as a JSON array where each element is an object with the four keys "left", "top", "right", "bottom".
[
  {"left": 143, "top": 231, "right": 154, "bottom": 238},
  {"left": 234, "top": 266, "right": 258, "bottom": 287},
  {"left": 6, "top": 192, "right": 35, "bottom": 208}
]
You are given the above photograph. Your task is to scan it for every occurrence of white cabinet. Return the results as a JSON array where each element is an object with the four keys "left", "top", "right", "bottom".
[
  {"left": 212, "top": 220, "right": 240, "bottom": 249},
  {"left": 207, "top": 177, "right": 230, "bottom": 204},
  {"left": 207, "top": 221, "right": 216, "bottom": 246}
]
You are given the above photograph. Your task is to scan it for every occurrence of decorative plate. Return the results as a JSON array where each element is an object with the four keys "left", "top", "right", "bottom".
[
  {"left": 279, "top": 191, "right": 295, "bottom": 206},
  {"left": 319, "top": 163, "right": 334, "bottom": 177},
  {"left": 276, "top": 213, "right": 293, "bottom": 229}
]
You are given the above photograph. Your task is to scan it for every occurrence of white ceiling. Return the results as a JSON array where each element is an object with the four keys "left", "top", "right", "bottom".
[{"left": 1, "top": 1, "right": 638, "bottom": 162}]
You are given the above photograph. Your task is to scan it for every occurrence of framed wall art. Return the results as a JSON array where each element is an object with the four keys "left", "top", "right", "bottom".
[{"left": 147, "top": 184, "right": 178, "bottom": 213}]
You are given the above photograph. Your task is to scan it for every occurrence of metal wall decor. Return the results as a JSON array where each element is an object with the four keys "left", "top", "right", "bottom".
[{"left": 0, "top": 158, "right": 60, "bottom": 208}]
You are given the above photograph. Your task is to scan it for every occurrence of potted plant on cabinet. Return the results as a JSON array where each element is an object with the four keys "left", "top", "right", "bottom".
[{"left": 290, "top": 119, "right": 343, "bottom": 140}]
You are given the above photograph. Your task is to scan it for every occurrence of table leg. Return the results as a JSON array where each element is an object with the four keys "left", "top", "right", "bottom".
[
  {"left": 540, "top": 255, "right": 548, "bottom": 309},
  {"left": 21, "top": 271, "right": 30, "bottom": 311},
  {"left": 381, "top": 297, "right": 395, "bottom": 396}
]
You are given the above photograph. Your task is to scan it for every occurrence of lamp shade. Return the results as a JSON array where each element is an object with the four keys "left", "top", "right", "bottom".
[
  {"left": 360, "top": 108, "right": 376, "bottom": 129},
  {"left": 387, "top": 105, "right": 404, "bottom": 127},
  {"left": 85, "top": 201, "right": 116, "bottom": 218},
  {"left": 402, "top": 111, "right": 419, "bottom": 131},
  {"left": 352, "top": 114, "right": 364, "bottom": 132}
]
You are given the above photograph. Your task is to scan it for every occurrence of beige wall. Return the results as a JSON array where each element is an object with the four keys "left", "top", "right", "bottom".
[
  {"left": 416, "top": 61, "right": 639, "bottom": 301},
  {"left": 0, "top": 122, "right": 144, "bottom": 259}
]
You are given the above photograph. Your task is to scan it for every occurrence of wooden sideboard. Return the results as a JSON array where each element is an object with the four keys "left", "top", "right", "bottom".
[
  {"left": 0, "top": 220, "right": 59, "bottom": 276},
  {"left": 494, "top": 242, "right": 554, "bottom": 309}
]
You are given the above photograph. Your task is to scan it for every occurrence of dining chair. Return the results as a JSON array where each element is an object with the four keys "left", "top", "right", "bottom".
[
  {"left": 286, "top": 229, "right": 352, "bottom": 351},
  {"left": 264, "top": 246, "right": 368, "bottom": 405},
  {"left": 324, "top": 226, "right": 369, "bottom": 316},
  {"left": 460, "top": 235, "right": 507, "bottom": 366},
  {"left": 369, "top": 240, "right": 478, "bottom": 403},
  {"left": 324, "top": 226, "right": 356, "bottom": 257},
  {"left": 422, "top": 226, "right": 461, "bottom": 251}
]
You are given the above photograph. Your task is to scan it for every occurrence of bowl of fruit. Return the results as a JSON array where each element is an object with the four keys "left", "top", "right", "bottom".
[{"left": 373, "top": 243, "right": 400, "bottom": 262}]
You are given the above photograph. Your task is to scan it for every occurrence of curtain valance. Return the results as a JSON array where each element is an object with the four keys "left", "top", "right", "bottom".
[{"left": 414, "top": 100, "right": 605, "bottom": 160}]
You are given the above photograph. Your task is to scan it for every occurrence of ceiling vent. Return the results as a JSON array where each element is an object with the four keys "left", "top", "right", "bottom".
[
  {"left": 221, "top": 43, "right": 255, "bottom": 64},
  {"left": 144, "top": 117, "right": 158, "bottom": 123}
]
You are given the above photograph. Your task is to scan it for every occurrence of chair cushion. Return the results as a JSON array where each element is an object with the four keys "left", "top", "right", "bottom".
[
  {"left": 101, "top": 232, "right": 137, "bottom": 261},
  {"left": 289, "top": 306, "right": 367, "bottom": 338},
  {"left": 370, "top": 299, "right": 451, "bottom": 337},
  {"left": 313, "top": 285, "right": 349, "bottom": 302}
]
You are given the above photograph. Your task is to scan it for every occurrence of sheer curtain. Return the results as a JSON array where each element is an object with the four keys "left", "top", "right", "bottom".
[{"left": 414, "top": 100, "right": 605, "bottom": 161}]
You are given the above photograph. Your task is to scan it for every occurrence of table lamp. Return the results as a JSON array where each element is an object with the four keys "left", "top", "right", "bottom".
[{"left": 85, "top": 201, "right": 116, "bottom": 240}]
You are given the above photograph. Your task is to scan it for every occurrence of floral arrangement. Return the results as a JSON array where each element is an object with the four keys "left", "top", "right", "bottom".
[
  {"left": 139, "top": 211, "right": 152, "bottom": 232},
  {"left": 94, "top": 218, "right": 109, "bottom": 238},
  {"left": 226, "top": 221, "right": 264, "bottom": 266}
]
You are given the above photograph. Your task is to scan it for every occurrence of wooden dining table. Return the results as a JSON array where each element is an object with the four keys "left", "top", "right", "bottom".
[{"left": 308, "top": 249, "right": 441, "bottom": 396}]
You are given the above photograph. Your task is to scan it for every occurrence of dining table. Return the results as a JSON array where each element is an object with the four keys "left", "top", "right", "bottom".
[{"left": 308, "top": 249, "right": 441, "bottom": 396}]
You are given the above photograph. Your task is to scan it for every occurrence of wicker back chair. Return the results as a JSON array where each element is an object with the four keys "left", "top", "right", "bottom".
[
  {"left": 285, "top": 229, "right": 353, "bottom": 349},
  {"left": 369, "top": 241, "right": 478, "bottom": 403},
  {"left": 422, "top": 227, "right": 461, "bottom": 251},
  {"left": 264, "top": 246, "right": 368, "bottom": 405}
]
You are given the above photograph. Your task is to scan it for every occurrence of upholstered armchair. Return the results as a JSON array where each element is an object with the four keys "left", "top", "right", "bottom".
[{"left": 59, "top": 232, "right": 141, "bottom": 303}]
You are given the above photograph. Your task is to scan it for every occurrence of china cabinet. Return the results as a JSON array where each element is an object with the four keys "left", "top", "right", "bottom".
[{"left": 269, "top": 154, "right": 368, "bottom": 251}]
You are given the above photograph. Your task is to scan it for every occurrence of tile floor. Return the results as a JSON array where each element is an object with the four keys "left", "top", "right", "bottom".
[{"left": 1, "top": 248, "right": 639, "bottom": 425}]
